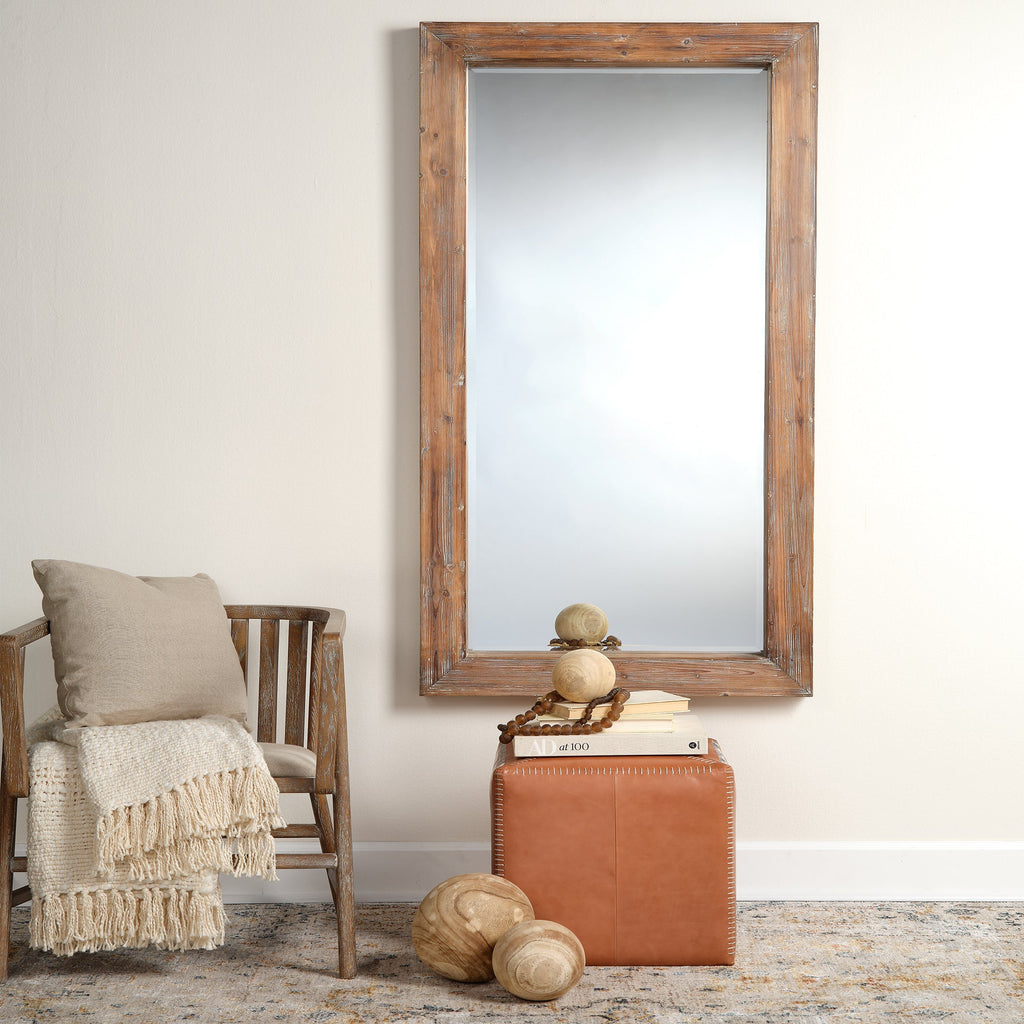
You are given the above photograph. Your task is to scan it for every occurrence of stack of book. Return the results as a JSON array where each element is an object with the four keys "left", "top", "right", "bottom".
[{"left": 513, "top": 690, "right": 706, "bottom": 758}]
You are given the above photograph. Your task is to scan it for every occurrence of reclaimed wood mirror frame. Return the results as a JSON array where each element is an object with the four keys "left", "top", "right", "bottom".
[{"left": 419, "top": 22, "right": 817, "bottom": 698}]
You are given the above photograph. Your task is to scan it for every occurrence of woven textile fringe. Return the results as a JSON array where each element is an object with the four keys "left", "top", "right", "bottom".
[
  {"left": 29, "top": 886, "right": 227, "bottom": 957},
  {"left": 27, "top": 714, "right": 284, "bottom": 957},
  {"left": 96, "top": 764, "right": 281, "bottom": 881}
]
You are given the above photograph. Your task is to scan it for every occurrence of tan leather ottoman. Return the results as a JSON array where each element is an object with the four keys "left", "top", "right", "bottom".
[{"left": 491, "top": 740, "right": 735, "bottom": 966}]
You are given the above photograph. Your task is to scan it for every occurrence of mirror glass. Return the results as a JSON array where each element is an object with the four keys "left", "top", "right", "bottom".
[{"left": 467, "top": 68, "right": 769, "bottom": 652}]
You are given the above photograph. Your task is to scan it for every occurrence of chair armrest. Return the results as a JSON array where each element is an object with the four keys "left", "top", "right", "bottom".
[
  {"left": 0, "top": 617, "right": 51, "bottom": 798},
  {"left": 0, "top": 618, "right": 50, "bottom": 648}
]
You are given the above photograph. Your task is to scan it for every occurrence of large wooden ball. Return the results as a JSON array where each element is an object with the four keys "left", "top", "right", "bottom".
[
  {"left": 554, "top": 603, "right": 609, "bottom": 643},
  {"left": 412, "top": 873, "right": 535, "bottom": 983},
  {"left": 492, "top": 920, "right": 586, "bottom": 1001},
  {"left": 551, "top": 648, "right": 616, "bottom": 703}
]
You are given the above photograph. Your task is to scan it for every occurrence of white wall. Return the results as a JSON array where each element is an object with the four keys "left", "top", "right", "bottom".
[{"left": 3, "top": 1, "right": 1023, "bottom": 899}]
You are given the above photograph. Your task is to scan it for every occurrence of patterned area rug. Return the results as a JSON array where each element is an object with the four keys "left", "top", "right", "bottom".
[{"left": 2, "top": 903, "right": 1021, "bottom": 1022}]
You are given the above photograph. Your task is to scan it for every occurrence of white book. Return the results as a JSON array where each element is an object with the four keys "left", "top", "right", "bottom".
[{"left": 513, "top": 713, "right": 707, "bottom": 758}]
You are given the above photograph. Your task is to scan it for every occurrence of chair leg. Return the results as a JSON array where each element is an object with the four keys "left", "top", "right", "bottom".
[
  {"left": 0, "top": 772, "right": 18, "bottom": 982},
  {"left": 310, "top": 794, "right": 339, "bottom": 905},
  {"left": 333, "top": 789, "right": 356, "bottom": 979},
  {"left": 311, "top": 793, "right": 355, "bottom": 977}
]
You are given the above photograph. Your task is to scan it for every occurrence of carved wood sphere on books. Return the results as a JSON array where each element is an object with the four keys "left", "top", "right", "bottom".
[
  {"left": 492, "top": 919, "right": 586, "bottom": 1001},
  {"left": 551, "top": 648, "right": 616, "bottom": 703},
  {"left": 412, "top": 873, "right": 535, "bottom": 982},
  {"left": 554, "top": 603, "right": 609, "bottom": 643}
]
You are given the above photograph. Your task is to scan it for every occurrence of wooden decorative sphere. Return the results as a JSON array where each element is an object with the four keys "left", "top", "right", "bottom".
[
  {"left": 492, "top": 920, "right": 586, "bottom": 1001},
  {"left": 411, "top": 873, "right": 535, "bottom": 983},
  {"left": 551, "top": 648, "right": 616, "bottom": 703},
  {"left": 554, "top": 603, "right": 609, "bottom": 643}
]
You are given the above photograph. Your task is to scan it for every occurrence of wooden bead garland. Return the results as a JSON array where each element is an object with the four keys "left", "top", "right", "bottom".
[{"left": 498, "top": 687, "right": 630, "bottom": 745}]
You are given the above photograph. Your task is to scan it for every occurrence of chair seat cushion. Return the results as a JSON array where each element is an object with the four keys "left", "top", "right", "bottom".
[
  {"left": 259, "top": 742, "right": 317, "bottom": 778},
  {"left": 32, "top": 559, "right": 248, "bottom": 729}
]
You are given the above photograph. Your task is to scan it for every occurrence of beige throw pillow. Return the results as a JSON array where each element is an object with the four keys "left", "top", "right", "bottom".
[{"left": 32, "top": 559, "right": 248, "bottom": 728}]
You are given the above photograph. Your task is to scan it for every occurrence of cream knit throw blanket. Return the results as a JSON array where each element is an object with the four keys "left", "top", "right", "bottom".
[{"left": 27, "top": 712, "right": 285, "bottom": 956}]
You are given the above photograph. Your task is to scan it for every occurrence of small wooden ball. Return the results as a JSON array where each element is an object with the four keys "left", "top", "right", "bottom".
[
  {"left": 551, "top": 648, "right": 616, "bottom": 703},
  {"left": 554, "top": 603, "right": 609, "bottom": 643},
  {"left": 412, "top": 873, "right": 535, "bottom": 983},
  {"left": 492, "top": 920, "right": 586, "bottom": 1001}
]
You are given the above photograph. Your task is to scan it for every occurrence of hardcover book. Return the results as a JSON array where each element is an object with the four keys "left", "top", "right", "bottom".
[
  {"left": 547, "top": 689, "right": 691, "bottom": 720},
  {"left": 513, "top": 713, "right": 707, "bottom": 758},
  {"left": 533, "top": 714, "right": 673, "bottom": 733}
]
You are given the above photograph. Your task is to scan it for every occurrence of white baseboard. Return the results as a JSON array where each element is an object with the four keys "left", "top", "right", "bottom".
[
  {"left": 17, "top": 840, "right": 1024, "bottom": 903},
  {"left": 736, "top": 841, "right": 1024, "bottom": 901},
  {"left": 218, "top": 840, "right": 1024, "bottom": 904},
  {"left": 220, "top": 840, "right": 491, "bottom": 904}
]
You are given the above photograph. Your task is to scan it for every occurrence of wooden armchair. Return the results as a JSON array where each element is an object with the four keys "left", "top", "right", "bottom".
[{"left": 0, "top": 605, "right": 355, "bottom": 980}]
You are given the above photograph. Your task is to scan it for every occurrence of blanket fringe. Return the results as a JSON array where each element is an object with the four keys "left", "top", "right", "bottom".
[
  {"left": 30, "top": 888, "right": 227, "bottom": 957},
  {"left": 96, "top": 764, "right": 284, "bottom": 881}
]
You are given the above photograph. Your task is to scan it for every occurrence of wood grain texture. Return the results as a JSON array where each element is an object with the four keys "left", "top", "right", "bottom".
[
  {"left": 419, "top": 22, "right": 816, "bottom": 698},
  {"left": 554, "top": 603, "right": 609, "bottom": 643},
  {"left": 0, "top": 604, "right": 356, "bottom": 979},
  {"left": 308, "top": 619, "right": 325, "bottom": 782},
  {"left": 764, "top": 26, "right": 816, "bottom": 692},
  {"left": 271, "top": 823, "right": 322, "bottom": 839},
  {"left": 274, "top": 777, "right": 316, "bottom": 794},
  {"left": 229, "top": 618, "right": 249, "bottom": 685},
  {"left": 224, "top": 606, "right": 345, "bottom": 632},
  {"left": 423, "top": 650, "right": 802, "bottom": 698},
  {"left": 0, "top": 618, "right": 43, "bottom": 798},
  {"left": 314, "top": 635, "right": 340, "bottom": 796},
  {"left": 413, "top": 873, "right": 535, "bottom": 982},
  {"left": 0, "top": 775, "right": 16, "bottom": 980},
  {"left": 275, "top": 853, "right": 336, "bottom": 870},
  {"left": 420, "top": 23, "right": 470, "bottom": 693},
  {"left": 550, "top": 649, "right": 616, "bottom": 703},
  {"left": 428, "top": 21, "right": 812, "bottom": 66},
  {"left": 492, "top": 919, "right": 586, "bottom": 1001},
  {"left": 258, "top": 618, "right": 280, "bottom": 744},
  {"left": 311, "top": 791, "right": 340, "bottom": 906},
  {"left": 285, "top": 619, "right": 309, "bottom": 747}
]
